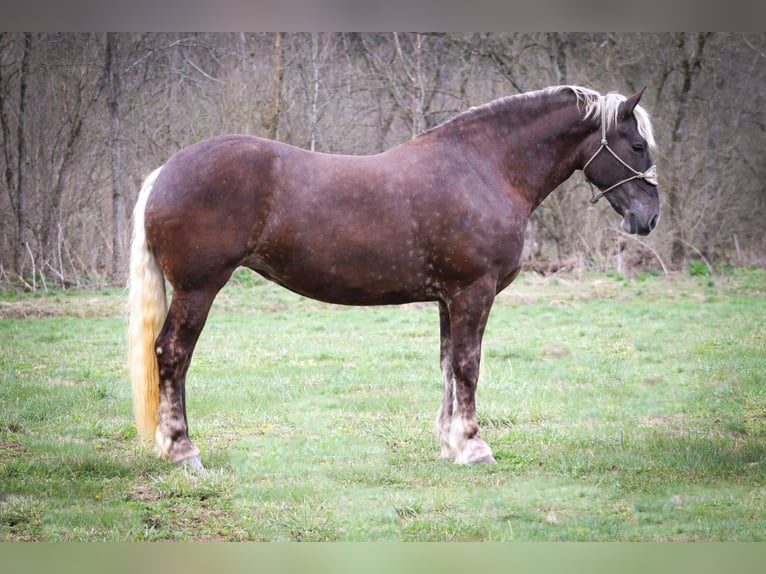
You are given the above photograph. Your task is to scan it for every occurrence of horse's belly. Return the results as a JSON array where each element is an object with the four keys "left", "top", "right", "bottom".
[{"left": 243, "top": 249, "right": 434, "bottom": 306}]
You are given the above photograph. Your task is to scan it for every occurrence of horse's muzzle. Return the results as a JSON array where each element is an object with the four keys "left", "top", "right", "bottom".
[{"left": 623, "top": 211, "right": 659, "bottom": 236}]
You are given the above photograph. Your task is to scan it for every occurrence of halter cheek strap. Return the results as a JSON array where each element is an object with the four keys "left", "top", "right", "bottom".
[{"left": 583, "top": 100, "right": 658, "bottom": 204}]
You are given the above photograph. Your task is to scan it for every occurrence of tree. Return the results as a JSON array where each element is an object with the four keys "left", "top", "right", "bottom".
[
  {"left": 358, "top": 33, "right": 456, "bottom": 142},
  {"left": 0, "top": 33, "right": 31, "bottom": 277},
  {"left": 105, "top": 33, "right": 127, "bottom": 278},
  {"left": 266, "top": 32, "right": 284, "bottom": 141}
]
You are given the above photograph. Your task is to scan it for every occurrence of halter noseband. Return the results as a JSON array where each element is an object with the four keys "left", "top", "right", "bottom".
[{"left": 582, "top": 98, "right": 658, "bottom": 204}]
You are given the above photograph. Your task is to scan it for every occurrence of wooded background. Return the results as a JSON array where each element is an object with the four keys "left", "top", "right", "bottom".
[{"left": 1, "top": 33, "right": 764, "bottom": 287}]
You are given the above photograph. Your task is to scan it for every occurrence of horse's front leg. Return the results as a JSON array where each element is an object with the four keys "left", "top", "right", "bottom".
[
  {"left": 443, "top": 279, "right": 496, "bottom": 464},
  {"left": 435, "top": 301, "right": 456, "bottom": 460},
  {"left": 153, "top": 289, "right": 217, "bottom": 469}
]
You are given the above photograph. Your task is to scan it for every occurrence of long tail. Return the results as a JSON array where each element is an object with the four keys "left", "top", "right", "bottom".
[{"left": 128, "top": 166, "right": 167, "bottom": 443}]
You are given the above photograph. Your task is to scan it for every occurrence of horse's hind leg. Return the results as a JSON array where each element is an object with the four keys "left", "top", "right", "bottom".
[{"left": 154, "top": 287, "right": 219, "bottom": 468}]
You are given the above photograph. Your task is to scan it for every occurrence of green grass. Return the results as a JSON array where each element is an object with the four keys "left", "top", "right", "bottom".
[{"left": 1, "top": 269, "right": 765, "bottom": 540}]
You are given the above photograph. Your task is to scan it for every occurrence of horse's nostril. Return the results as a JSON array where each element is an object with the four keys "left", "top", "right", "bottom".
[{"left": 649, "top": 214, "right": 659, "bottom": 231}]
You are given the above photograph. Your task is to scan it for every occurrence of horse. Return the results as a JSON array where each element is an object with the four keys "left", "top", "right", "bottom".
[{"left": 128, "top": 85, "right": 659, "bottom": 470}]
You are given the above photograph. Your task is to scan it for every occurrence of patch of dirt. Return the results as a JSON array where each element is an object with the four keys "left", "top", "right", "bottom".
[
  {"left": 131, "top": 481, "right": 250, "bottom": 541},
  {"left": 130, "top": 482, "right": 161, "bottom": 503},
  {"left": 0, "top": 437, "right": 26, "bottom": 457},
  {"left": 0, "top": 295, "right": 125, "bottom": 319},
  {"left": 541, "top": 344, "right": 571, "bottom": 359}
]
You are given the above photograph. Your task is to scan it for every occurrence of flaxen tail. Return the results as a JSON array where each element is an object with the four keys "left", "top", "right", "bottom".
[{"left": 128, "top": 167, "right": 167, "bottom": 444}]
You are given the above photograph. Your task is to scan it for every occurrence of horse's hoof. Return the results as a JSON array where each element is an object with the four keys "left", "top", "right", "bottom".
[
  {"left": 469, "top": 454, "right": 496, "bottom": 464},
  {"left": 178, "top": 455, "right": 204, "bottom": 470},
  {"left": 439, "top": 445, "right": 455, "bottom": 461},
  {"left": 455, "top": 438, "right": 495, "bottom": 464}
]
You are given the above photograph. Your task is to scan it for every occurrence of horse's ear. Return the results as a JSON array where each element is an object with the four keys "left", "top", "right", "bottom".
[{"left": 620, "top": 86, "right": 647, "bottom": 117}]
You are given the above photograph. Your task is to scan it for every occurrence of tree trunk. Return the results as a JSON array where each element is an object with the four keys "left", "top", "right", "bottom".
[
  {"left": 13, "top": 33, "right": 31, "bottom": 276},
  {"left": 106, "top": 33, "right": 126, "bottom": 279},
  {"left": 548, "top": 32, "right": 568, "bottom": 85},
  {"left": 266, "top": 32, "right": 284, "bottom": 140},
  {"left": 393, "top": 32, "right": 427, "bottom": 137},
  {"left": 0, "top": 34, "right": 17, "bottom": 264},
  {"left": 309, "top": 33, "right": 320, "bottom": 151},
  {"left": 667, "top": 32, "right": 711, "bottom": 268}
]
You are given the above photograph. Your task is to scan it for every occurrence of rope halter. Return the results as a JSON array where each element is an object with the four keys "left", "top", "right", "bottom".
[{"left": 583, "top": 98, "right": 658, "bottom": 204}]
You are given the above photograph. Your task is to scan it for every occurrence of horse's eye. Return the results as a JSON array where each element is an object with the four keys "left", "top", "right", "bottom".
[{"left": 631, "top": 142, "right": 646, "bottom": 152}]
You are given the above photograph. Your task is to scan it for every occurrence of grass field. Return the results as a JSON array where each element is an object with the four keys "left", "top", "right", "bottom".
[{"left": 1, "top": 268, "right": 765, "bottom": 541}]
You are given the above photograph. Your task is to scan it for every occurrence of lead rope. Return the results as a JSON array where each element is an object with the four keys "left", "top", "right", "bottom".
[{"left": 583, "top": 97, "right": 658, "bottom": 204}]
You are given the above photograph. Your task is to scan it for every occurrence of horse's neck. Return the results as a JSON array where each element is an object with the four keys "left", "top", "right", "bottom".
[
  {"left": 439, "top": 93, "right": 594, "bottom": 211},
  {"left": 503, "top": 95, "right": 593, "bottom": 209}
]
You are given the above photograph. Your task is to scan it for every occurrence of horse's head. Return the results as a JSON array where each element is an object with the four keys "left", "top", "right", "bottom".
[{"left": 581, "top": 88, "right": 659, "bottom": 236}]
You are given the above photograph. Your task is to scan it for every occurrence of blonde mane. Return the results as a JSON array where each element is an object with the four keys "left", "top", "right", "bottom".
[
  {"left": 432, "top": 85, "right": 656, "bottom": 149},
  {"left": 557, "top": 85, "right": 656, "bottom": 148}
]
